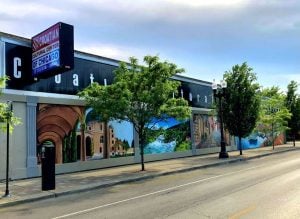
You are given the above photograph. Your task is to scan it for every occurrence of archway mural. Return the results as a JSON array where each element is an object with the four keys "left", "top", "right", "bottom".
[
  {"left": 37, "top": 104, "right": 84, "bottom": 164},
  {"left": 37, "top": 104, "right": 134, "bottom": 164}
]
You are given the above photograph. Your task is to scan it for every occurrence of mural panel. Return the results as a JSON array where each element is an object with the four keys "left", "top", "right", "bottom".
[
  {"left": 144, "top": 117, "right": 191, "bottom": 154},
  {"left": 84, "top": 108, "right": 134, "bottom": 159},
  {"left": 235, "top": 132, "right": 285, "bottom": 150},
  {"left": 36, "top": 105, "right": 134, "bottom": 164},
  {"left": 193, "top": 113, "right": 285, "bottom": 150},
  {"left": 193, "top": 113, "right": 232, "bottom": 149}
]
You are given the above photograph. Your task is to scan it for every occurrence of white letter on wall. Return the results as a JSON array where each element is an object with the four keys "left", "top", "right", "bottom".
[
  {"left": 90, "top": 74, "right": 94, "bottom": 84},
  {"left": 55, "top": 74, "right": 61, "bottom": 84},
  {"left": 13, "top": 57, "right": 22, "bottom": 78},
  {"left": 73, "top": 74, "right": 79, "bottom": 86}
]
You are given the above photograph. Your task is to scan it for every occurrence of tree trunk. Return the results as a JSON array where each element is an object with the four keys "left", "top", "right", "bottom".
[
  {"left": 239, "top": 136, "right": 243, "bottom": 155},
  {"left": 272, "top": 123, "right": 275, "bottom": 150},
  {"left": 293, "top": 134, "right": 296, "bottom": 147},
  {"left": 103, "top": 121, "right": 109, "bottom": 159},
  {"left": 141, "top": 144, "right": 145, "bottom": 171},
  {"left": 139, "top": 128, "right": 145, "bottom": 171}
]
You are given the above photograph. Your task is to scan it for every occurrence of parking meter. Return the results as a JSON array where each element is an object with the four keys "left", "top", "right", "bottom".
[{"left": 41, "top": 141, "right": 55, "bottom": 190}]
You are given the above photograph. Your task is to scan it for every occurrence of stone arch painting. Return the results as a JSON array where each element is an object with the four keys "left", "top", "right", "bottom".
[
  {"left": 37, "top": 104, "right": 85, "bottom": 164},
  {"left": 37, "top": 104, "right": 134, "bottom": 164}
]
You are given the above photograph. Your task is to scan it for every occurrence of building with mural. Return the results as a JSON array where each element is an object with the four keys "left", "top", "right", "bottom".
[{"left": 0, "top": 29, "right": 281, "bottom": 180}]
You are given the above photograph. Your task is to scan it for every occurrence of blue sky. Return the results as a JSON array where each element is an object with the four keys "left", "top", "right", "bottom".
[
  {"left": 108, "top": 120, "right": 133, "bottom": 144},
  {"left": 1, "top": 0, "right": 299, "bottom": 92}
]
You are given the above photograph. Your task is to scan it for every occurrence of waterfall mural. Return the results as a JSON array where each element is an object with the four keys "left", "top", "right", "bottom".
[{"left": 144, "top": 117, "right": 192, "bottom": 154}]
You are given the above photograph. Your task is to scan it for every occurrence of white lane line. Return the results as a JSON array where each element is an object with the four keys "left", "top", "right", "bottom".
[{"left": 52, "top": 165, "right": 262, "bottom": 219}]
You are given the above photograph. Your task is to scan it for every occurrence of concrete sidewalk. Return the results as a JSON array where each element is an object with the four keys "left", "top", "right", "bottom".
[{"left": 0, "top": 143, "right": 299, "bottom": 208}]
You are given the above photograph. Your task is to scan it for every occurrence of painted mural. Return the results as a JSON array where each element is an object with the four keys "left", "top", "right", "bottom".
[
  {"left": 84, "top": 108, "right": 134, "bottom": 159},
  {"left": 193, "top": 113, "right": 285, "bottom": 150},
  {"left": 36, "top": 104, "right": 284, "bottom": 163},
  {"left": 36, "top": 105, "right": 134, "bottom": 164},
  {"left": 235, "top": 132, "right": 285, "bottom": 150},
  {"left": 193, "top": 113, "right": 232, "bottom": 149},
  {"left": 144, "top": 117, "right": 192, "bottom": 154}
]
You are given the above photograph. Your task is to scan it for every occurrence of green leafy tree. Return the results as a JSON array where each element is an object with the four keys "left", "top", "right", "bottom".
[
  {"left": 285, "top": 80, "right": 300, "bottom": 146},
  {"left": 79, "top": 55, "right": 191, "bottom": 171},
  {"left": 0, "top": 76, "right": 21, "bottom": 132},
  {"left": 257, "top": 87, "right": 291, "bottom": 149},
  {"left": 222, "top": 63, "right": 260, "bottom": 155}
]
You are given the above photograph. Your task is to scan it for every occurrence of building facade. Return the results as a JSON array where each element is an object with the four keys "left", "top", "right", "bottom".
[{"left": 0, "top": 32, "right": 237, "bottom": 180}]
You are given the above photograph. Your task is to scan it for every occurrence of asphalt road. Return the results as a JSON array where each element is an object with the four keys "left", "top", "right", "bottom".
[{"left": 1, "top": 150, "right": 300, "bottom": 219}]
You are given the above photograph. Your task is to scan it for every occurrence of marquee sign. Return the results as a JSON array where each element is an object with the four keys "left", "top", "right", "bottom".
[{"left": 32, "top": 22, "right": 74, "bottom": 78}]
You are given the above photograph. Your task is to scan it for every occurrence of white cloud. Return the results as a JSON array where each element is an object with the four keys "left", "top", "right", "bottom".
[
  {"left": 76, "top": 42, "right": 146, "bottom": 62},
  {"left": 164, "top": 0, "right": 249, "bottom": 8},
  {"left": 0, "top": 1, "right": 63, "bottom": 18}
]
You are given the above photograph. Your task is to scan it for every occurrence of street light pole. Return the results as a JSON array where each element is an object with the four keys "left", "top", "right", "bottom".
[
  {"left": 212, "top": 80, "right": 229, "bottom": 159},
  {"left": 4, "top": 101, "right": 12, "bottom": 197}
]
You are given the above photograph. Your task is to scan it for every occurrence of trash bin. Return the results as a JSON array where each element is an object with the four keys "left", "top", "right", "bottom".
[{"left": 41, "top": 141, "right": 55, "bottom": 190}]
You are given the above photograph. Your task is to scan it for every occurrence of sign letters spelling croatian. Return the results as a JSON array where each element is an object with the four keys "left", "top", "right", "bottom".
[{"left": 31, "top": 22, "right": 74, "bottom": 78}]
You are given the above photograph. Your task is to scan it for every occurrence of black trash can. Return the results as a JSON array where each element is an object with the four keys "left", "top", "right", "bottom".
[{"left": 41, "top": 141, "right": 55, "bottom": 190}]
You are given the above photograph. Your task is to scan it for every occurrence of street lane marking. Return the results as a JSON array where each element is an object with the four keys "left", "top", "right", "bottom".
[
  {"left": 52, "top": 165, "right": 263, "bottom": 219},
  {"left": 229, "top": 204, "right": 257, "bottom": 219}
]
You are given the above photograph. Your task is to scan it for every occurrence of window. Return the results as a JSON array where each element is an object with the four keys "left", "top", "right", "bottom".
[
  {"left": 100, "top": 136, "right": 104, "bottom": 143},
  {"left": 100, "top": 147, "right": 102, "bottom": 153}
]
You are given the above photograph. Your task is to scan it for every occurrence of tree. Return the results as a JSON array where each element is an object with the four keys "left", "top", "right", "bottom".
[
  {"left": 257, "top": 87, "right": 291, "bottom": 149},
  {"left": 0, "top": 76, "right": 21, "bottom": 131},
  {"left": 222, "top": 63, "right": 260, "bottom": 155},
  {"left": 285, "top": 80, "right": 300, "bottom": 146},
  {"left": 79, "top": 56, "right": 191, "bottom": 171}
]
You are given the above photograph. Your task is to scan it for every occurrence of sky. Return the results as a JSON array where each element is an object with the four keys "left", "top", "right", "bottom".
[{"left": 1, "top": 0, "right": 300, "bottom": 92}]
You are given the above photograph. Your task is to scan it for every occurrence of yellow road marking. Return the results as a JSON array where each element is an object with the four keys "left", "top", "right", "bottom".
[{"left": 229, "top": 204, "right": 257, "bottom": 219}]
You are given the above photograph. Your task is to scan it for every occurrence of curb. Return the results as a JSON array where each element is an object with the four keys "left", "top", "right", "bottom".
[{"left": 0, "top": 147, "right": 298, "bottom": 208}]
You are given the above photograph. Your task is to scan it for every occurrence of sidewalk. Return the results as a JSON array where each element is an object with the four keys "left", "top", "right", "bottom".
[{"left": 0, "top": 143, "right": 299, "bottom": 208}]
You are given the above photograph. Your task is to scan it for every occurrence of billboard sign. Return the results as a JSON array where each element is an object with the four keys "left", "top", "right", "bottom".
[{"left": 32, "top": 22, "right": 74, "bottom": 78}]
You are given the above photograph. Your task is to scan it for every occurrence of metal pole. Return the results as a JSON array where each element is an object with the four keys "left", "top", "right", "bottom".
[
  {"left": 4, "top": 101, "right": 12, "bottom": 197},
  {"left": 212, "top": 80, "right": 229, "bottom": 159},
  {"left": 218, "top": 95, "right": 229, "bottom": 158}
]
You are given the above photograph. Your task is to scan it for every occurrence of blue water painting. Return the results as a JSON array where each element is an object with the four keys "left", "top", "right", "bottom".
[
  {"left": 144, "top": 135, "right": 176, "bottom": 154},
  {"left": 235, "top": 135, "right": 266, "bottom": 149}
]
